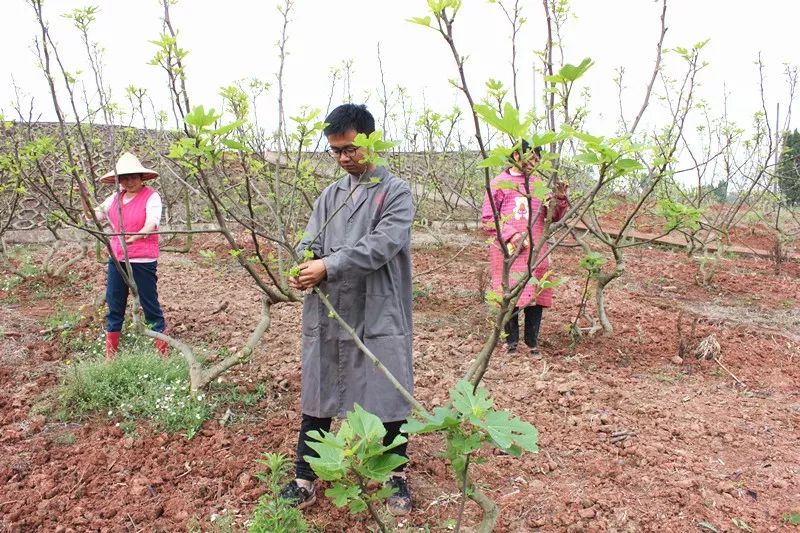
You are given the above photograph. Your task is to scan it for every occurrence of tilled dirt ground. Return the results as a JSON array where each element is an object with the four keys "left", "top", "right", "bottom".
[{"left": 1, "top": 232, "right": 799, "bottom": 532}]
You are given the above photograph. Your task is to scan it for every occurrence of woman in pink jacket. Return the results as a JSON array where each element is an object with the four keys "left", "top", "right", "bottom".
[
  {"left": 481, "top": 142, "right": 568, "bottom": 356},
  {"left": 89, "top": 152, "right": 168, "bottom": 359}
]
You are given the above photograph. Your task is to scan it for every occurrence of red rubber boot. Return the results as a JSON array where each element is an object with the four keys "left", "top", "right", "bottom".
[
  {"left": 105, "top": 331, "right": 120, "bottom": 361},
  {"left": 154, "top": 332, "right": 169, "bottom": 357}
]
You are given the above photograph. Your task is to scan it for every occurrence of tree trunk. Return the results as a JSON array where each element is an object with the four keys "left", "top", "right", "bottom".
[
  {"left": 595, "top": 253, "right": 625, "bottom": 335},
  {"left": 595, "top": 279, "right": 613, "bottom": 335}
]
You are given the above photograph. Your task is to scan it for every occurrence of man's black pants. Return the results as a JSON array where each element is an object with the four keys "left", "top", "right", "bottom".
[{"left": 295, "top": 413, "right": 408, "bottom": 481}]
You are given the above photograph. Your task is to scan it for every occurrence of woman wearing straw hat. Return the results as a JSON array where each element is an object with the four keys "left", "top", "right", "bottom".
[{"left": 86, "top": 152, "right": 168, "bottom": 359}]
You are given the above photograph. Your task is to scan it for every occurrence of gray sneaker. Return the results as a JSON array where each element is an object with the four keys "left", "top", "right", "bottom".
[
  {"left": 386, "top": 475, "right": 412, "bottom": 515},
  {"left": 278, "top": 479, "right": 317, "bottom": 509}
]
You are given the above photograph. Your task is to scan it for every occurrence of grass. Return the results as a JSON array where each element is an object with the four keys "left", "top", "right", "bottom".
[
  {"left": 1, "top": 292, "right": 19, "bottom": 304},
  {"left": 53, "top": 432, "right": 76, "bottom": 445},
  {"left": 5, "top": 245, "right": 42, "bottom": 272},
  {"left": 191, "top": 452, "right": 315, "bottom": 532},
  {"left": 0, "top": 274, "right": 24, "bottom": 292},
  {"left": 67, "top": 330, "right": 106, "bottom": 360},
  {"left": 31, "top": 281, "right": 55, "bottom": 301},
  {"left": 56, "top": 326, "right": 272, "bottom": 438},
  {"left": 452, "top": 288, "right": 482, "bottom": 300},
  {"left": 0, "top": 245, "right": 46, "bottom": 291},
  {"left": 187, "top": 513, "right": 236, "bottom": 533},
  {"left": 214, "top": 381, "right": 268, "bottom": 408},
  {"left": 1, "top": 245, "right": 81, "bottom": 295},
  {"left": 45, "top": 304, "right": 82, "bottom": 330},
  {"left": 248, "top": 453, "right": 312, "bottom": 533},
  {"left": 652, "top": 366, "right": 684, "bottom": 384},
  {"left": 412, "top": 281, "right": 433, "bottom": 300},
  {"left": 57, "top": 347, "right": 212, "bottom": 438},
  {"left": 784, "top": 512, "right": 800, "bottom": 526},
  {"left": 44, "top": 304, "right": 82, "bottom": 342},
  {"left": 68, "top": 326, "right": 157, "bottom": 362}
]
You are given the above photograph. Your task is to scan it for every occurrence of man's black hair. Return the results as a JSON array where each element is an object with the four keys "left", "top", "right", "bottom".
[
  {"left": 520, "top": 139, "right": 542, "bottom": 157},
  {"left": 323, "top": 104, "right": 375, "bottom": 136}
]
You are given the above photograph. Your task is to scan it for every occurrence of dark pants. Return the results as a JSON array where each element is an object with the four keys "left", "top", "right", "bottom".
[
  {"left": 106, "top": 260, "right": 166, "bottom": 333},
  {"left": 295, "top": 413, "right": 408, "bottom": 481},
  {"left": 504, "top": 305, "right": 544, "bottom": 348}
]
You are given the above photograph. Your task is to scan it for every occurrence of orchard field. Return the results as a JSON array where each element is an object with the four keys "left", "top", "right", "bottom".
[
  {"left": 1, "top": 224, "right": 799, "bottom": 532},
  {"left": 2, "top": 0, "right": 800, "bottom": 531}
]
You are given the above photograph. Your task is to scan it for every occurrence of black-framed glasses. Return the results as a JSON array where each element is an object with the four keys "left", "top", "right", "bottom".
[{"left": 325, "top": 145, "right": 360, "bottom": 159}]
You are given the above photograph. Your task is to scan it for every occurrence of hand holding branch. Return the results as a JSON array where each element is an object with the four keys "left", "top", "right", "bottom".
[{"left": 291, "top": 259, "right": 327, "bottom": 290}]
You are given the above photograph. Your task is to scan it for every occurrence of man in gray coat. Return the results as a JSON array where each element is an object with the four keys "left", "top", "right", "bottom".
[{"left": 281, "top": 104, "right": 415, "bottom": 515}]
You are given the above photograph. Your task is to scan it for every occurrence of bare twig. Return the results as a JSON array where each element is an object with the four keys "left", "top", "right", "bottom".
[{"left": 713, "top": 357, "right": 747, "bottom": 389}]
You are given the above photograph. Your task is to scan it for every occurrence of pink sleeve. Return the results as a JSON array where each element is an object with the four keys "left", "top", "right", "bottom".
[
  {"left": 481, "top": 188, "right": 501, "bottom": 236},
  {"left": 94, "top": 194, "right": 115, "bottom": 221},
  {"left": 145, "top": 191, "right": 163, "bottom": 227}
]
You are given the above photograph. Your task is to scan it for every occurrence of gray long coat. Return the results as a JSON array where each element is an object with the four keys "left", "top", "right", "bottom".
[{"left": 297, "top": 166, "right": 414, "bottom": 422}]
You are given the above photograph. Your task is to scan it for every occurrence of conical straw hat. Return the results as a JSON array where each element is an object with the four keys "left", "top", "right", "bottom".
[{"left": 98, "top": 152, "right": 159, "bottom": 184}]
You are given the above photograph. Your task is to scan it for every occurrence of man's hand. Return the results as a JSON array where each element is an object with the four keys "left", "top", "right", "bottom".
[
  {"left": 297, "top": 259, "right": 327, "bottom": 288},
  {"left": 288, "top": 276, "right": 305, "bottom": 291}
]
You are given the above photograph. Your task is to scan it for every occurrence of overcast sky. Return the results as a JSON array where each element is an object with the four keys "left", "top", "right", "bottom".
[{"left": 2, "top": 0, "right": 798, "bottom": 147}]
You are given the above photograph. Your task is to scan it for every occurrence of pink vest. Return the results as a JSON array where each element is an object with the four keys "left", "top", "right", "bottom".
[{"left": 107, "top": 186, "right": 160, "bottom": 260}]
